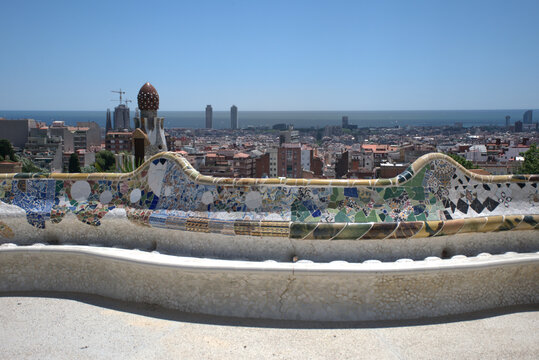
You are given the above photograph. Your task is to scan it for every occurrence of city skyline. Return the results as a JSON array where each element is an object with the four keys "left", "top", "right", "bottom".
[{"left": 1, "top": 0, "right": 538, "bottom": 111}]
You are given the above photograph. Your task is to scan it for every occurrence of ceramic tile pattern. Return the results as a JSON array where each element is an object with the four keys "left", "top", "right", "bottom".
[{"left": 0, "top": 152, "right": 538, "bottom": 240}]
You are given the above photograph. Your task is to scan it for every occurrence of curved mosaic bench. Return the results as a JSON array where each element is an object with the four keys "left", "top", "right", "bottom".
[{"left": 0, "top": 152, "right": 538, "bottom": 320}]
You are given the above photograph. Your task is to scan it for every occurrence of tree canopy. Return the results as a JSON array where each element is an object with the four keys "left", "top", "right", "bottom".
[
  {"left": 518, "top": 144, "right": 539, "bottom": 174},
  {"left": 0, "top": 139, "right": 17, "bottom": 161},
  {"left": 68, "top": 153, "right": 81, "bottom": 173},
  {"left": 93, "top": 150, "right": 116, "bottom": 172},
  {"left": 20, "top": 158, "right": 46, "bottom": 173}
]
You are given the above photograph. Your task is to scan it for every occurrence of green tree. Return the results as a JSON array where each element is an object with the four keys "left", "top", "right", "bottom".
[
  {"left": 518, "top": 144, "right": 539, "bottom": 174},
  {"left": 81, "top": 165, "right": 97, "bottom": 173},
  {"left": 446, "top": 153, "right": 477, "bottom": 169},
  {"left": 93, "top": 150, "right": 116, "bottom": 172},
  {"left": 20, "top": 158, "right": 46, "bottom": 173},
  {"left": 0, "top": 139, "right": 17, "bottom": 161},
  {"left": 68, "top": 153, "right": 81, "bottom": 173}
]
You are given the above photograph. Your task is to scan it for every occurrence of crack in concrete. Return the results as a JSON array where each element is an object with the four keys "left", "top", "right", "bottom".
[{"left": 278, "top": 276, "right": 296, "bottom": 314}]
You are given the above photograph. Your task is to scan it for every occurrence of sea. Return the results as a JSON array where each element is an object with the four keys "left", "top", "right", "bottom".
[{"left": 0, "top": 109, "right": 535, "bottom": 129}]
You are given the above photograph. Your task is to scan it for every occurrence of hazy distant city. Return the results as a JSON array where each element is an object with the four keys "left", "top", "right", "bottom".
[{"left": 0, "top": 84, "right": 537, "bottom": 178}]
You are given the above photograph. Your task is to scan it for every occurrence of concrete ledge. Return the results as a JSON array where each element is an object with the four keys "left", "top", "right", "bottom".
[
  {"left": 2, "top": 212, "right": 538, "bottom": 262},
  {"left": 1, "top": 245, "right": 538, "bottom": 321}
]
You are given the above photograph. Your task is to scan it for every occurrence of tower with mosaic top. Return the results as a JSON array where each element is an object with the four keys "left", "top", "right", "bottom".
[{"left": 133, "top": 82, "right": 167, "bottom": 158}]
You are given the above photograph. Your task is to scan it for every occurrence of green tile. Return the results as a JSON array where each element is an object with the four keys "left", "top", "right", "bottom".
[
  {"left": 334, "top": 188, "right": 344, "bottom": 201},
  {"left": 416, "top": 213, "right": 427, "bottom": 221},
  {"left": 290, "top": 223, "right": 317, "bottom": 239},
  {"left": 405, "top": 166, "right": 427, "bottom": 187},
  {"left": 335, "top": 209, "right": 350, "bottom": 223},
  {"left": 522, "top": 215, "right": 538, "bottom": 227},
  {"left": 366, "top": 210, "right": 379, "bottom": 222},
  {"left": 407, "top": 187, "right": 425, "bottom": 201},
  {"left": 384, "top": 187, "right": 403, "bottom": 200},
  {"left": 308, "top": 223, "right": 346, "bottom": 239},
  {"left": 427, "top": 212, "right": 439, "bottom": 221},
  {"left": 354, "top": 211, "right": 368, "bottom": 223},
  {"left": 296, "top": 211, "right": 310, "bottom": 221},
  {"left": 332, "top": 223, "right": 372, "bottom": 240}
]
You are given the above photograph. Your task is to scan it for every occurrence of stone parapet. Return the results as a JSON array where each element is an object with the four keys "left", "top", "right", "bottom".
[{"left": 1, "top": 245, "right": 537, "bottom": 321}]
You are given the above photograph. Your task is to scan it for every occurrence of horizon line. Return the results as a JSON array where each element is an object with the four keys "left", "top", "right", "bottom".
[{"left": 1, "top": 108, "right": 537, "bottom": 113}]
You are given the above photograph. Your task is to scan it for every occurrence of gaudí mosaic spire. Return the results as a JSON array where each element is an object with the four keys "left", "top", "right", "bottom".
[{"left": 133, "top": 82, "right": 167, "bottom": 156}]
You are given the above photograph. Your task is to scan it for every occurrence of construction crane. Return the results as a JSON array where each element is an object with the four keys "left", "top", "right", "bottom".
[
  {"left": 124, "top": 99, "right": 132, "bottom": 106},
  {"left": 111, "top": 89, "right": 126, "bottom": 105}
]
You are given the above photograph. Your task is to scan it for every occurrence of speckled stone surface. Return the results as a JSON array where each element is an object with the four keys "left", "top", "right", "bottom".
[
  {"left": 1, "top": 245, "right": 538, "bottom": 321},
  {"left": 2, "top": 295, "right": 538, "bottom": 360}
]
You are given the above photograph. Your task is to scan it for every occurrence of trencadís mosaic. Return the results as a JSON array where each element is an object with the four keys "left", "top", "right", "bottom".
[{"left": 0, "top": 152, "right": 537, "bottom": 240}]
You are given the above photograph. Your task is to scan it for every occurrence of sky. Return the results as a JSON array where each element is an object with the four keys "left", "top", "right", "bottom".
[{"left": 1, "top": 0, "right": 538, "bottom": 111}]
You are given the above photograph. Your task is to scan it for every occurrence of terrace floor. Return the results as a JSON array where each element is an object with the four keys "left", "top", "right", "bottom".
[{"left": 1, "top": 293, "right": 538, "bottom": 360}]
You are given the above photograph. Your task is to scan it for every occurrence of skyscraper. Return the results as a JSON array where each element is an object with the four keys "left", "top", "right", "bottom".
[
  {"left": 230, "top": 105, "right": 238, "bottom": 130},
  {"left": 106, "top": 108, "right": 112, "bottom": 132},
  {"left": 342, "top": 116, "right": 349, "bottom": 128},
  {"left": 523, "top": 110, "right": 533, "bottom": 124},
  {"left": 113, "top": 104, "right": 130, "bottom": 130},
  {"left": 515, "top": 120, "right": 523, "bottom": 132},
  {"left": 205, "top": 105, "right": 213, "bottom": 129},
  {"left": 505, "top": 115, "right": 511, "bottom": 128}
]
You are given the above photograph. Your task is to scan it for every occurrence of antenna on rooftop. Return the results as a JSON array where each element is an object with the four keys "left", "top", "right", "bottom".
[{"left": 111, "top": 88, "right": 126, "bottom": 105}]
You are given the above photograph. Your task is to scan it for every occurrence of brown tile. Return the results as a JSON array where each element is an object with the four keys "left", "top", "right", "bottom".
[
  {"left": 437, "top": 219, "right": 465, "bottom": 236},
  {"left": 411, "top": 221, "right": 443, "bottom": 238},
  {"left": 389, "top": 221, "right": 424, "bottom": 239},
  {"left": 482, "top": 215, "right": 504, "bottom": 232},
  {"left": 360, "top": 222, "right": 398, "bottom": 240}
]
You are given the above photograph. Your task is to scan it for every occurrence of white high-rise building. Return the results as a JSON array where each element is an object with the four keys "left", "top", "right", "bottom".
[{"left": 268, "top": 147, "right": 278, "bottom": 177}]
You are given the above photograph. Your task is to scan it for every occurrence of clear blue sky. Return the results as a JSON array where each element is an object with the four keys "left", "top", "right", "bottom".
[{"left": 1, "top": 0, "right": 538, "bottom": 111}]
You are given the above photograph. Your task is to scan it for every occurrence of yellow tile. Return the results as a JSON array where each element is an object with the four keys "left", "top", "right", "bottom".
[
  {"left": 482, "top": 215, "right": 504, "bottom": 232},
  {"left": 457, "top": 217, "right": 488, "bottom": 234}
]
